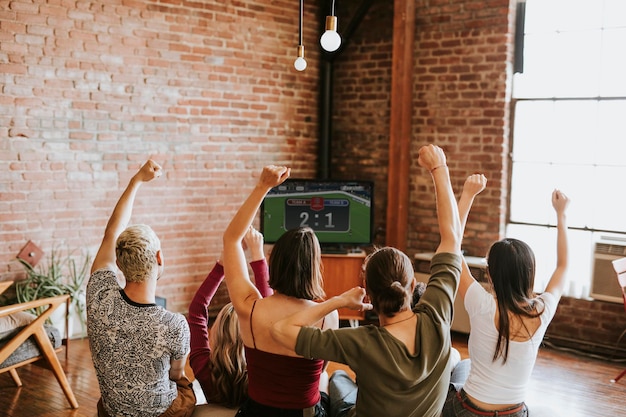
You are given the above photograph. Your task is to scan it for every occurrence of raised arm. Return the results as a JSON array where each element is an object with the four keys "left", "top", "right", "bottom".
[
  {"left": 187, "top": 261, "right": 228, "bottom": 378},
  {"left": 417, "top": 145, "right": 462, "bottom": 255},
  {"left": 457, "top": 174, "right": 487, "bottom": 299},
  {"left": 91, "top": 160, "right": 162, "bottom": 274},
  {"left": 244, "top": 226, "right": 273, "bottom": 297},
  {"left": 223, "top": 166, "right": 290, "bottom": 315},
  {"left": 272, "top": 287, "right": 372, "bottom": 352},
  {"left": 458, "top": 174, "right": 487, "bottom": 233},
  {"left": 543, "top": 189, "right": 570, "bottom": 299}
]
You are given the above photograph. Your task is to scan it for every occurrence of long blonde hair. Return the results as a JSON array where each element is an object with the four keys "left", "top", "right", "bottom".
[{"left": 209, "top": 302, "right": 247, "bottom": 407}]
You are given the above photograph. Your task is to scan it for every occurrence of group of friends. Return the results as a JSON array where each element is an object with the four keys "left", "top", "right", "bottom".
[{"left": 86, "top": 144, "right": 570, "bottom": 417}]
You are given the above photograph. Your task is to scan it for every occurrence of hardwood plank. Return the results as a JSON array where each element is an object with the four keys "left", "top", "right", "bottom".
[
  {"left": 1, "top": 335, "right": 625, "bottom": 416},
  {"left": 0, "top": 337, "right": 99, "bottom": 417},
  {"left": 452, "top": 332, "right": 626, "bottom": 417}
]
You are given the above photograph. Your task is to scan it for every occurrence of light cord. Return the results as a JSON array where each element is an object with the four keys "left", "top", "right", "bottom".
[{"left": 299, "top": 0, "right": 303, "bottom": 45}]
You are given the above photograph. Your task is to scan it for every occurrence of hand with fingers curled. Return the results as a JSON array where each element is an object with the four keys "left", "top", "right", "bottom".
[
  {"left": 133, "top": 159, "right": 163, "bottom": 183},
  {"left": 257, "top": 165, "right": 291, "bottom": 190},
  {"left": 551, "top": 189, "right": 570, "bottom": 215},
  {"left": 462, "top": 174, "right": 487, "bottom": 198},
  {"left": 337, "top": 287, "right": 373, "bottom": 312},
  {"left": 417, "top": 144, "right": 447, "bottom": 173},
  {"left": 244, "top": 226, "right": 265, "bottom": 261}
]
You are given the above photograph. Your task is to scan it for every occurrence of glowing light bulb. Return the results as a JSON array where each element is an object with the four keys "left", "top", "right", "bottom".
[
  {"left": 294, "top": 45, "right": 307, "bottom": 71},
  {"left": 294, "top": 57, "right": 307, "bottom": 71},
  {"left": 320, "top": 16, "right": 341, "bottom": 52}
]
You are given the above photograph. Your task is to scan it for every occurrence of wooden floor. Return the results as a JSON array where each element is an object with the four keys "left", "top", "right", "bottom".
[{"left": 1, "top": 334, "right": 625, "bottom": 417}]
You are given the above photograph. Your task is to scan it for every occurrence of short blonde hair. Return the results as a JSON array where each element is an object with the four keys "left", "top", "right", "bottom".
[{"left": 115, "top": 224, "right": 161, "bottom": 283}]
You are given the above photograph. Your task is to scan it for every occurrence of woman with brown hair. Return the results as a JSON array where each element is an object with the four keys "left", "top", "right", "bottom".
[{"left": 222, "top": 165, "right": 338, "bottom": 417}]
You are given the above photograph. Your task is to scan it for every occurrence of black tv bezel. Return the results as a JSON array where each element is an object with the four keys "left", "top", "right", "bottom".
[{"left": 260, "top": 178, "right": 374, "bottom": 248}]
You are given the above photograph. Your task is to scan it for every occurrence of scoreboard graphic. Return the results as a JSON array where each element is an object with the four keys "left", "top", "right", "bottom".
[
  {"left": 284, "top": 197, "right": 351, "bottom": 232},
  {"left": 262, "top": 182, "right": 372, "bottom": 244}
]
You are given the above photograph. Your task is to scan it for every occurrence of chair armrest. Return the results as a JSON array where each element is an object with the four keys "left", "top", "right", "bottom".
[
  {"left": 0, "top": 281, "right": 13, "bottom": 296},
  {"left": 0, "top": 295, "right": 70, "bottom": 319}
]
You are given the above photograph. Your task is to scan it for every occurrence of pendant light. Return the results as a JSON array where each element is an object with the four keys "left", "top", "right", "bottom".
[{"left": 320, "top": 0, "right": 341, "bottom": 52}]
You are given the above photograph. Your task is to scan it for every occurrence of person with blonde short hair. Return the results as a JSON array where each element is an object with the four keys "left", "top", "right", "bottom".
[
  {"left": 115, "top": 224, "right": 162, "bottom": 283},
  {"left": 87, "top": 160, "right": 195, "bottom": 417}
]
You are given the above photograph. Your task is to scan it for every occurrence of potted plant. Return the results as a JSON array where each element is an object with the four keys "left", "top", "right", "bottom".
[{"left": 16, "top": 246, "right": 91, "bottom": 338}]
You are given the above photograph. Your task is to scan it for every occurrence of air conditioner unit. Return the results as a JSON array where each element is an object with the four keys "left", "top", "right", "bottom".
[{"left": 590, "top": 237, "right": 626, "bottom": 304}]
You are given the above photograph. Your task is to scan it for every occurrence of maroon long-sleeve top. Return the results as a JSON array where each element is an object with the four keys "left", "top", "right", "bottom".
[{"left": 187, "top": 259, "right": 271, "bottom": 403}]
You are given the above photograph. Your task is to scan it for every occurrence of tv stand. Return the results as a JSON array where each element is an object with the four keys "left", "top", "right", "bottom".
[
  {"left": 321, "top": 252, "right": 367, "bottom": 322},
  {"left": 322, "top": 245, "right": 349, "bottom": 255},
  {"left": 321, "top": 245, "right": 365, "bottom": 255}
]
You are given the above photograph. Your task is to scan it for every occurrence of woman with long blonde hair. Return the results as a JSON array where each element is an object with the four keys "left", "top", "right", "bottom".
[{"left": 187, "top": 227, "right": 271, "bottom": 407}]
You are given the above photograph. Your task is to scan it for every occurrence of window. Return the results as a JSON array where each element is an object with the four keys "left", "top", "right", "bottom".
[{"left": 508, "top": 0, "right": 626, "bottom": 297}]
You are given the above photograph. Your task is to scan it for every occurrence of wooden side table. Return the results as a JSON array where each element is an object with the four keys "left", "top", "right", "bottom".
[{"left": 322, "top": 253, "right": 367, "bottom": 326}]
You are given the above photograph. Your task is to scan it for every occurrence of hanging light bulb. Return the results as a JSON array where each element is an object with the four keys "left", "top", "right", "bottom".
[
  {"left": 294, "top": 45, "right": 307, "bottom": 71},
  {"left": 320, "top": 0, "right": 341, "bottom": 52},
  {"left": 320, "top": 16, "right": 341, "bottom": 52},
  {"left": 294, "top": 0, "right": 307, "bottom": 71}
]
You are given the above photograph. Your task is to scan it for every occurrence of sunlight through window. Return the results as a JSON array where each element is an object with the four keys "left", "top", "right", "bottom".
[{"left": 508, "top": 0, "right": 626, "bottom": 299}]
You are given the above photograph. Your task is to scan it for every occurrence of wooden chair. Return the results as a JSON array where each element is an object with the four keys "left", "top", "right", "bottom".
[
  {"left": 0, "top": 289, "right": 79, "bottom": 408},
  {"left": 610, "top": 257, "right": 626, "bottom": 383}
]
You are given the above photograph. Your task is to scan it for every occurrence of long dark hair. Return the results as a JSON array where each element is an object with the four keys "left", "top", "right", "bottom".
[
  {"left": 488, "top": 238, "right": 544, "bottom": 363},
  {"left": 268, "top": 227, "right": 325, "bottom": 300}
]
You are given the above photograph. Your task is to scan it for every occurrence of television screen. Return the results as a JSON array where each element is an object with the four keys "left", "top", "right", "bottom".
[{"left": 261, "top": 179, "right": 374, "bottom": 247}]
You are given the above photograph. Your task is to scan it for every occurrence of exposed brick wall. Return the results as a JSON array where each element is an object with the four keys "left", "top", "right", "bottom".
[
  {"left": 546, "top": 297, "right": 626, "bottom": 360},
  {"left": 1, "top": 0, "right": 323, "bottom": 313},
  {"left": 409, "top": 0, "right": 513, "bottom": 257}
]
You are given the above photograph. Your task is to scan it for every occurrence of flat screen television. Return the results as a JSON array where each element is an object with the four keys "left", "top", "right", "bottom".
[{"left": 261, "top": 179, "right": 374, "bottom": 251}]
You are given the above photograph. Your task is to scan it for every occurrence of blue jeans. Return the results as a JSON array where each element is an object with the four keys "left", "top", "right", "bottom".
[
  {"left": 442, "top": 388, "right": 528, "bottom": 417},
  {"left": 450, "top": 358, "right": 471, "bottom": 391},
  {"left": 328, "top": 370, "right": 357, "bottom": 417}
]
